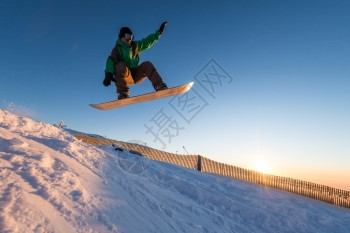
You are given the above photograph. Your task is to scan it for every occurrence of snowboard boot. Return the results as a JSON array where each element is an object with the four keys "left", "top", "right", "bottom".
[
  {"left": 118, "top": 92, "right": 129, "bottom": 100},
  {"left": 154, "top": 83, "right": 168, "bottom": 91}
]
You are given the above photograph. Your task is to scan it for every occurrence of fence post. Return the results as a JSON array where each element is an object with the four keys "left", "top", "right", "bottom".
[{"left": 197, "top": 155, "right": 202, "bottom": 172}]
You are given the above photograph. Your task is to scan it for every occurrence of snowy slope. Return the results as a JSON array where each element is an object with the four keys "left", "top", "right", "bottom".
[{"left": 1, "top": 109, "right": 350, "bottom": 233}]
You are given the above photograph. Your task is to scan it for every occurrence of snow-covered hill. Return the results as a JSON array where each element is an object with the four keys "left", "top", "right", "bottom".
[{"left": 1, "top": 109, "right": 350, "bottom": 233}]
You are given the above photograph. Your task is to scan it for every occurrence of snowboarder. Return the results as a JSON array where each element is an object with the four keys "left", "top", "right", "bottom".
[{"left": 103, "top": 22, "right": 168, "bottom": 99}]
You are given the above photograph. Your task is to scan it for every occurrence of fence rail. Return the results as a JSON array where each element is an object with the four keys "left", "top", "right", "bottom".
[{"left": 74, "top": 134, "right": 350, "bottom": 208}]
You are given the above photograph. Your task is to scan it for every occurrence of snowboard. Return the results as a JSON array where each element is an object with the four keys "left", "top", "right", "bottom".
[{"left": 90, "top": 82, "right": 194, "bottom": 110}]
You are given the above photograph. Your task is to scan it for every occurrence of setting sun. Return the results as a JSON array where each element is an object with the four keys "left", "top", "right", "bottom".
[{"left": 253, "top": 159, "right": 271, "bottom": 174}]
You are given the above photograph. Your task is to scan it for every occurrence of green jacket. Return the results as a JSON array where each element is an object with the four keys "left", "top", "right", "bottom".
[{"left": 105, "top": 30, "right": 161, "bottom": 74}]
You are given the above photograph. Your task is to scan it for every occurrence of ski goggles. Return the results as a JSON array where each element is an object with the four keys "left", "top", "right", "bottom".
[{"left": 124, "top": 33, "right": 134, "bottom": 41}]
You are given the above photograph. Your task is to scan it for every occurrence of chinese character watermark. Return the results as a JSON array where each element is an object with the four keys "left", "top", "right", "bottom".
[
  {"left": 144, "top": 58, "right": 234, "bottom": 150},
  {"left": 144, "top": 108, "right": 185, "bottom": 149},
  {"left": 114, "top": 140, "right": 152, "bottom": 175},
  {"left": 169, "top": 88, "right": 208, "bottom": 124},
  {"left": 194, "top": 59, "right": 234, "bottom": 99}
]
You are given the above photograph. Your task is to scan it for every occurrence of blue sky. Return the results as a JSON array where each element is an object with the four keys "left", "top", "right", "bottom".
[{"left": 1, "top": 0, "right": 349, "bottom": 190}]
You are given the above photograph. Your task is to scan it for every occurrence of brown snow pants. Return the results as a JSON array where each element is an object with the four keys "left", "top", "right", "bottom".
[{"left": 114, "top": 61, "right": 164, "bottom": 94}]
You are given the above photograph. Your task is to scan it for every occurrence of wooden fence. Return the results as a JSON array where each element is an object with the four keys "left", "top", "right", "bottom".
[
  {"left": 74, "top": 134, "right": 350, "bottom": 209},
  {"left": 200, "top": 157, "right": 350, "bottom": 208}
]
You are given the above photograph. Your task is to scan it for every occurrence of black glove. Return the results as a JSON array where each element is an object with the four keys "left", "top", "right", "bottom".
[
  {"left": 103, "top": 72, "right": 114, "bottom": 86},
  {"left": 158, "top": 21, "right": 168, "bottom": 35}
]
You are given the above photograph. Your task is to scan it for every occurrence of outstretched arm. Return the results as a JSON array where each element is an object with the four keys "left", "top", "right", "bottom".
[{"left": 137, "top": 22, "right": 168, "bottom": 53}]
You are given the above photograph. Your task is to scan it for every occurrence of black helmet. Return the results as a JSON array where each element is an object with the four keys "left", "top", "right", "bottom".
[{"left": 119, "top": 27, "right": 133, "bottom": 39}]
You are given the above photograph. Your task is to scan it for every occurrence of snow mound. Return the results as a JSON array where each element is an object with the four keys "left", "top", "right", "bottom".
[{"left": 1, "top": 109, "right": 350, "bottom": 233}]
